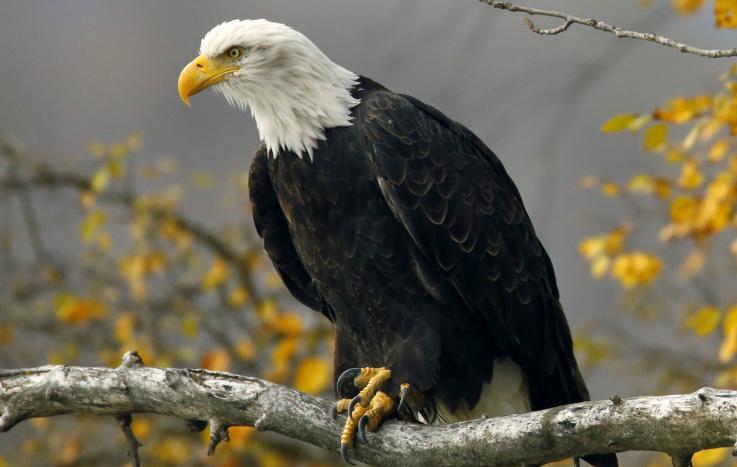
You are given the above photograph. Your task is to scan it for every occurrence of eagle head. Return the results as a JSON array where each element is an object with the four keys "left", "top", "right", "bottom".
[{"left": 178, "top": 19, "right": 359, "bottom": 158}]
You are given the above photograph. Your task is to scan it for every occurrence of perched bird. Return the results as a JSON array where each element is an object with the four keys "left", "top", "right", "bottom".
[{"left": 178, "top": 19, "right": 617, "bottom": 466}]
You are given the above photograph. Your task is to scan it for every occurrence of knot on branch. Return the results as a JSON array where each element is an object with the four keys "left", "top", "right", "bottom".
[
  {"left": 119, "top": 350, "right": 145, "bottom": 369},
  {"left": 0, "top": 406, "right": 22, "bottom": 432}
]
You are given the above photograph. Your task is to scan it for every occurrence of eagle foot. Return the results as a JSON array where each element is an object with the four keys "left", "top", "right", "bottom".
[
  {"left": 340, "top": 390, "right": 395, "bottom": 464},
  {"left": 334, "top": 367, "right": 395, "bottom": 464}
]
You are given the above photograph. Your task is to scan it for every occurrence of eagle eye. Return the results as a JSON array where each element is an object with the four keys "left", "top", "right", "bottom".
[{"left": 225, "top": 46, "right": 244, "bottom": 60}]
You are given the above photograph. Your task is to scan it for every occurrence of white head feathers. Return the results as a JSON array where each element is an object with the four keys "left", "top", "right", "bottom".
[{"left": 199, "top": 20, "right": 360, "bottom": 159}]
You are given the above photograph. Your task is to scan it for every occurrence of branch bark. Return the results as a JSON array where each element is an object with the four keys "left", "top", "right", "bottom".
[
  {"left": 482, "top": 1, "right": 737, "bottom": 58},
  {"left": 2, "top": 358, "right": 737, "bottom": 466}
]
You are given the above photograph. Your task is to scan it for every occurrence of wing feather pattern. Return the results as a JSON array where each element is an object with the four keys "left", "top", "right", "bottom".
[
  {"left": 358, "top": 92, "right": 588, "bottom": 410},
  {"left": 248, "top": 146, "right": 329, "bottom": 318}
]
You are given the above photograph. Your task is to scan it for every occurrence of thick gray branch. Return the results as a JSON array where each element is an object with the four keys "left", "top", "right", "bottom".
[
  {"left": 2, "top": 363, "right": 737, "bottom": 466},
  {"left": 482, "top": 1, "right": 737, "bottom": 58}
]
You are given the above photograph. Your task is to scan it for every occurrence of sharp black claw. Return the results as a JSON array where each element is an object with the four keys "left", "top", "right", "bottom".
[
  {"left": 336, "top": 368, "right": 361, "bottom": 398},
  {"left": 348, "top": 395, "right": 362, "bottom": 420},
  {"left": 330, "top": 404, "right": 338, "bottom": 420},
  {"left": 398, "top": 385, "right": 409, "bottom": 413},
  {"left": 357, "top": 415, "right": 369, "bottom": 445},
  {"left": 340, "top": 442, "right": 354, "bottom": 465}
]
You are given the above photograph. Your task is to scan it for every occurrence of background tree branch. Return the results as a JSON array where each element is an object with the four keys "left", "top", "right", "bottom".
[
  {"left": 3, "top": 355, "right": 737, "bottom": 466},
  {"left": 482, "top": 1, "right": 737, "bottom": 58}
]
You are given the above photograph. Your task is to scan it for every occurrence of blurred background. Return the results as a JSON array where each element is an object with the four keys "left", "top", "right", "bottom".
[{"left": 1, "top": 0, "right": 736, "bottom": 465}]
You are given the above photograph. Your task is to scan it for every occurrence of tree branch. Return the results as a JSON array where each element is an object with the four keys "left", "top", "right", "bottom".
[
  {"left": 482, "top": 1, "right": 737, "bottom": 58},
  {"left": 2, "top": 357, "right": 737, "bottom": 466}
]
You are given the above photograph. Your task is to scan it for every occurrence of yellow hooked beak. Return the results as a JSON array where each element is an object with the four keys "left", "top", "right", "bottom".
[{"left": 178, "top": 54, "right": 240, "bottom": 107}]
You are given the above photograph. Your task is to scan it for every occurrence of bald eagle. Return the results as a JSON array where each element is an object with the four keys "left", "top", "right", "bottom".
[{"left": 178, "top": 19, "right": 617, "bottom": 466}]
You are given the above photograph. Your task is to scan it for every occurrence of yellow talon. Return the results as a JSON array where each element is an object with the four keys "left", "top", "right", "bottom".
[
  {"left": 336, "top": 398, "right": 351, "bottom": 413},
  {"left": 361, "top": 391, "right": 395, "bottom": 433},
  {"left": 340, "top": 403, "right": 368, "bottom": 446},
  {"left": 355, "top": 367, "right": 391, "bottom": 408}
]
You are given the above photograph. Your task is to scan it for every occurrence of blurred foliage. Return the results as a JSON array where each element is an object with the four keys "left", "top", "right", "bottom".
[
  {"left": 0, "top": 135, "right": 337, "bottom": 466},
  {"left": 651, "top": 0, "right": 737, "bottom": 27},
  {"left": 580, "top": 63, "right": 737, "bottom": 467}
]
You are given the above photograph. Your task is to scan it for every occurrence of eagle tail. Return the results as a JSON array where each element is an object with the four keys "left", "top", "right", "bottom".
[{"left": 530, "top": 299, "right": 619, "bottom": 467}]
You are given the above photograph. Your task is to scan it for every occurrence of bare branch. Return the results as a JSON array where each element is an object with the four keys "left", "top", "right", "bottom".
[
  {"left": 2, "top": 361, "right": 737, "bottom": 466},
  {"left": 482, "top": 1, "right": 737, "bottom": 58}
]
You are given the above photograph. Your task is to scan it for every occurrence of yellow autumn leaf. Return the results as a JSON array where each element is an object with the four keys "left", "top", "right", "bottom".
[
  {"left": 271, "top": 338, "right": 298, "bottom": 371},
  {"left": 256, "top": 299, "right": 279, "bottom": 319},
  {"left": 578, "top": 175, "right": 599, "bottom": 189},
  {"left": 679, "top": 248, "right": 706, "bottom": 277},
  {"left": 228, "top": 426, "right": 255, "bottom": 445},
  {"left": 130, "top": 418, "right": 152, "bottom": 441},
  {"left": 201, "top": 257, "right": 230, "bottom": 291},
  {"left": 90, "top": 167, "right": 110, "bottom": 193},
  {"left": 666, "top": 148, "right": 686, "bottom": 164},
  {"left": 200, "top": 348, "right": 231, "bottom": 371},
  {"left": 293, "top": 357, "right": 331, "bottom": 394},
  {"left": 611, "top": 252, "right": 662, "bottom": 288},
  {"left": 628, "top": 114, "right": 652, "bottom": 133},
  {"left": 154, "top": 436, "right": 190, "bottom": 464},
  {"left": 627, "top": 174, "right": 656, "bottom": 194},
  {"left": 182, "top": 314, "right": 199, "bottom": 338},
  {"left": 579, "top": 236, "right": 607, "bottom": 260},
  {"left": 55, "top": 293, "right": 107, "bottom": 324},
  {"left": 669, "top": 195, "right": 698, "bottom": 224},
  {"left": 114, "top": 313, "right": 136, "bottom": 344},
  {"left": 685, "top": 307, "right": 721, "bottom": 336},
  {"left": 235, "top": 338, "right": 255, "bottom": 361},
  {"left": 672, "top": 0, "right": 705, "bottom": 15},
  {"left": 80, "top": 210, "right": 107, "bottom": 243},
  {"left": 709, "top": 139, "right": 730, "bottom": 163},
  {"left": 654, "top": 95, "right": 712, "bottom": 123},
  {"left": 227, "top": 286, "right": 249, "bottom": 308},
  {"left": 268, "top": 312, "right": 303, "bottom": 336},
  {"left": 654, "top": 178, "right": 672, "bottom": 199},
  {"left": 679, "top": 160, "right": 705, "bottom": 189},
  {"left": 600, "top": 182, "right": 621, "bottom": 197},
  {"left": 716, "top": 0, "right": 737, "bottom": 27},
  {"left": 719, "top": 306, "right": 737, "bottom": 363},
  {"left": 591, "top": 255, "right": 611, "bottom": 279},
  {"left": 601, "top": 114, "right": 637, "bottom": 133},
  {"left": 643, "top": 123, "right": 668, "bottom": 152},
  {"left": 692, "top": 447, "right": 730, "bottom": 466}
]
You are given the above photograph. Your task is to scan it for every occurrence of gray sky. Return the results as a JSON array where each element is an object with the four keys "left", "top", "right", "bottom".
[{"left": 1, "top": 0, "right": 733, "bottom": 399}]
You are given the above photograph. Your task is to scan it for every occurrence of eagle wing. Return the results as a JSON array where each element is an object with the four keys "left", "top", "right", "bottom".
[
  {"left": 358, "top": 91, "right": 588, "bottom": 409},
  {"left": 248, "top": 145, "right": 328, "bottom": 317}
]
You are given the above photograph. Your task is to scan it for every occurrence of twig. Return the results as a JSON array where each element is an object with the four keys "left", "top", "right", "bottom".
[
  {"left": 3, "top": 359, "right": 737, "bottom": 466},
  {"left": 482, "top": 1, "right": 737, "bottom": 58},
  {"left": 670, "top": 452, "right": 693, "bottom": 467},
  {"left": 116, "top": 414, "right": 142, "bottom": 467}
]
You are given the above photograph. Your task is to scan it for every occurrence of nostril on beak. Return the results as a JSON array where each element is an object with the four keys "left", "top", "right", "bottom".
[{"left": 196, "top": 63, "right": 204, "bottom": 69}]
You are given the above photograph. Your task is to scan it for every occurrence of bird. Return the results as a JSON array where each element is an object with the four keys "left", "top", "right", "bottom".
[{"left": 178, "top": 19, "right": 618, "bottom": 467}]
